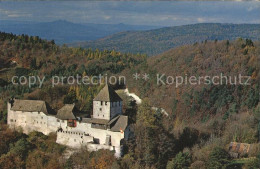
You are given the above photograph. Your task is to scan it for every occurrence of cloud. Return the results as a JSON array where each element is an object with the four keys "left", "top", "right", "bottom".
[
  {"left": 103, "top": 15, "right": 111, "bottom": 20},
  {"left": 0, "top": 1, "right": 259, "bottom": 26},
  {"left": 197, "top": 18, "right": 205, "bottom": 23},
  {"left": 0, "top": 8, "right": 32, "bottom": 18},
  {"left": 247, "top": 5, "right": 260, "bottom": 12}
]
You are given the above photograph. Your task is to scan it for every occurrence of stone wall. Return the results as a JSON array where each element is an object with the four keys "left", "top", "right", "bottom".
[
  {"left": 110, "top": 101, "right": 122, "bottom": 119},
  {"left": 59, "top": 121, "right": 125, "bottom": 147},
  {"left": 56, "top": 130, "right": 94, "bottom": 147},
  {"left": 93, "top": 101, "right": 122, "bottom": 120},
  {"left": 93, "top": 101, "right": 110, "bottom": 120},
  {"left": 87, "top": 143, "right": 122, "bottom": 157},
  {"left": 56, "top": 130, "right": 122, "bottom": 157},
  {"left": 7, "top": 103, "right": 60, "bottom": 135}
]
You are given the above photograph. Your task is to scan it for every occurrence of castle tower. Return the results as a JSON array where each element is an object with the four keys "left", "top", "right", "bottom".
[{"left": 93, "top": 84, "right": 122, "bottom": 120}]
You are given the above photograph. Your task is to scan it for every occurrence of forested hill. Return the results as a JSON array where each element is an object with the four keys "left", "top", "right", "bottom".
[
  {"left": 0, "top": 31, "right": 146, "bottom": 111},
  {"left": 0, "top": 32, "right": 260, "bottom": 169},
  {"left": 123, "top": 38, "right": 259, "bottom": 122},
  {"left": 0, "top": 20, "right": 159, "bottom": 44},
  {"left": 73, "top": 23, "right": 260, "bottom": 56}
]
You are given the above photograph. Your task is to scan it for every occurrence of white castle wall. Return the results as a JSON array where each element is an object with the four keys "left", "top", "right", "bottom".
[
  {"left": 93, "top": 101, "right": 110, "bottom": 120},
  {"left": 59, "top": 122, "right": 125, "bottom": 147},
  {"left": 7, "top": 103, "right": 60, "bottom": 135},
  {"left": 56, "top": 130, "right": 122, "bottom": 157},
  {"left": 56, "top": 131, "right": 94, "bottom": 147},
  {"left": 47, "top": 116, "right": 61, "bottom": 132},
  {"left": 87, "top": 144, "right": 122, "bottom": 157}
]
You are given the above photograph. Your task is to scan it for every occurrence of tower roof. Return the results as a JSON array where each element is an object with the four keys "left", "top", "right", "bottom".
[{"left": 93, "top": 84, "right": 122, "bottom": 102}]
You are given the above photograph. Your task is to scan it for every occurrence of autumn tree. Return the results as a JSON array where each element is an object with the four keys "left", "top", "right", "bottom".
[{"left": 90, "top": 149, "right": 116, "bottom": 169}]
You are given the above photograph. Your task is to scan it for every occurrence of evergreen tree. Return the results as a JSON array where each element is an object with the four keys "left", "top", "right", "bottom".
[
  {"left": 63, "top": 90, "right": 77, "bottom": 104},
  {"left": 207, "top": 147, "right": 230, "bottom": 169},
  {"left": 166, "top": 152, "right": 191, "bottom": 169}
]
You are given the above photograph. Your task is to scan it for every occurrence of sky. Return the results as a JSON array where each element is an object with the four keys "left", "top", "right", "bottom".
[{"left": 0, "top": 1, "right": 260, "bottom": 26}]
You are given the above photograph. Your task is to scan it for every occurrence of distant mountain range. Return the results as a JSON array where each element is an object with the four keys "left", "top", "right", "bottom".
[
  {"left": 73, "top": 23, "right": 260, "bottom": 56},
  {"left": 0, "top": 20, "right": 159, "bottom": 44},
  {"left": 1, "top": 21, "right": 259, "bottom": 56}
]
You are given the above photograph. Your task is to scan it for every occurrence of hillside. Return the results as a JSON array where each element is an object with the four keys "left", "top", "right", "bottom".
[
  {"left": 74, "top": 23, "right": 260, "bottom": 56},
  {"left": 0, "top": 32, "right": 259, "bottom": 169},
  {"left": 0, "top": 31, "right": 146, "bottom": 112},
  {"left": 123, "top": 39, "right": 259, "bottom": 122},
  {"left": 0, "top": 20, "right": 159, "bottom": 44}
]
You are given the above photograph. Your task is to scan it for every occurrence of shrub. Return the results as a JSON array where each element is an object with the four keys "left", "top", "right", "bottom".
[
  {"left": 190, "top": 161, "right": 206, "bottom": 169},
  {"left": 248, "top": 144, "right": 260, "bottom": 157},
  {"left": 15, "top": 67, "right": 30, "bottom": 76},
  {"left": 0, "top": 78, "right": 8, "bottom": 87},
  {"left": 9, "top": 137, "right": 32, "bottom": 159},
  {"left": 244, "top": 156, "right": 260, "bottom": 169}
]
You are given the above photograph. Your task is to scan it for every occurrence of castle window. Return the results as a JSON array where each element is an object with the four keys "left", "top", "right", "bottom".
[
  {"left": 93, "top": 138, "right": 100, "bottom": 144},
  {"left": 101, "top": 101, "right": 103, "bottom": 105},
  {"left": 38, "top": 112, "right": 40, "bottom": 114},
  {"left": 10, "top": 119, "right": 13, "bottom": 122},
  {"left": 100, "top": 108, "right": 102, "bottom": 111},
  {"left": 67, "top": 119, "right": 77, "bottom": 127},
  {"left": 15, "top": 120, "right": 16, "bottom": 122},
  {"left": 105, "top": 102, "right": 107, "bottom": 105}
]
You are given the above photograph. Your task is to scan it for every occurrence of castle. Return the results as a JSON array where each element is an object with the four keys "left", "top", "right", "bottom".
[{"left": 7, "top": 84, "right": 129, "bottom": 157}]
